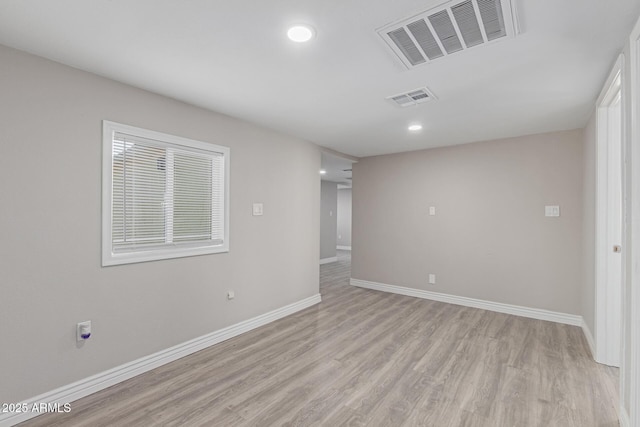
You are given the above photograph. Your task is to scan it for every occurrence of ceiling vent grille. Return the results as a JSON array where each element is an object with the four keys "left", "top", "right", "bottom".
[
  {"left": 387, "top": 87, "right": 436, "bottom": 107},
  {"left": 377, "top": 0, "right": 519, "bottom": 69}
]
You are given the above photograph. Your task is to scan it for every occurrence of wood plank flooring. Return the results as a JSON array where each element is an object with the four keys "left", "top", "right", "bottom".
[{"left": 20, "top": 250, "right": 619, "bottom": 426}]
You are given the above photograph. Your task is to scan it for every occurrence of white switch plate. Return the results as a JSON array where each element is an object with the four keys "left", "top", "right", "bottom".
[
  {"left": 545, "top": 205, "right": 560, "bottom": 217},
  {"left": 227, "top": 290, "right": 235, "bottom": 300},
  {"left": 429, "top": 207, "right": 436, "bottom": 216},
  {"left": 77, "top": 321, "right": 92, "bottom": 341},
  {"left": 252, "top": 203, "right": 263, "bottom": 216},
  {"left": 428, "top": 274, "right": 436, "bottom": 285}
]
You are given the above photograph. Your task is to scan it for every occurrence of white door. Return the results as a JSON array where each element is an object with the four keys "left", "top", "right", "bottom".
[{"left": 595, "top": 57, "right": 624, "bottom": 367}]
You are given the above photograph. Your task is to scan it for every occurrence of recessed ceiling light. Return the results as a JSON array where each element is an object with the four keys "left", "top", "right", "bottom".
[
  {"left": 408, "top": 124, "right": 423, "bottom": 132},
  {"left": 287, "top": 25, "right": 315, "bottom": 43},
  {"left": 319, "top": 169, "right": 327, "bottom": 175}
]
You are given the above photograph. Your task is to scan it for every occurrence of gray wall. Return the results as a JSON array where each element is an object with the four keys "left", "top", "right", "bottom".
[
  {"left": 581, "top": 112, "right": 597, "bottom": 337},
  {"left": 352, "top": 129, "right": 584, "bottom": 315},
  {"left": 320, "top": 181, "right": 337, "bottom": 260},
  {"left": 337, "top": 188, "right": 352, "bottom": 248},
  {"left": 0, "top": 44, "right": 320, "bottom": 403}
]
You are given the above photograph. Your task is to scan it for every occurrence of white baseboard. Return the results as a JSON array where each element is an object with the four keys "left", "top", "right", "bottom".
[
  {"left": 349, "top": 278, "right": 582, "bottom": 326},
  {"left": 581, "top": 319, "right": 596, "bottom": 359},
  {"left": 320, "top": 257, "right": 338, "bottom": 265},
  {"left": 336, "top": 246, "right": 351, "bottom": 251},
  {"left": 0, "top": 294, "right": 322, "bottom": 427},
  {"left": 619, "top": 405, "right": 630, "bottom": 427}
]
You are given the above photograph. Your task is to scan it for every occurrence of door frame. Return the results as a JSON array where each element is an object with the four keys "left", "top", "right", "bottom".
[{"left": 628, "top": 15, "right": 640, "bottom": 427}]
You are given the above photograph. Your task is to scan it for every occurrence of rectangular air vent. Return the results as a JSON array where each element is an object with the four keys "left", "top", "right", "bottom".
[
  {"left": 377, "top": 0, "right": 519, "bottom": 69},
  {"left": 387, "top": 87, "right": 436, "bottom": 107}
]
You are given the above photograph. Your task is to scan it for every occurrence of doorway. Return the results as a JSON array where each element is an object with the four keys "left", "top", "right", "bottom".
[{"left": 319, "top": 151, "right": 356, "bottom": 265}]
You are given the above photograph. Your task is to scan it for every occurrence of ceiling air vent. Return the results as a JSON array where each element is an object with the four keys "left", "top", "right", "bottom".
[
  {"left": 387, "top": 87, "right": 436, "bottom": 107},
  {"left": 377, "top": 0, "right": 519, "bottom": 69}
]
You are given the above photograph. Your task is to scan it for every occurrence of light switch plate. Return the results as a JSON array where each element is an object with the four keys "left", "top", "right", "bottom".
[
  {"left": 545, "top": 205, "right": 560, "bottom": 217},
  {"left": 77, "top": 321, "right": 92, "bottom": 341},
  {"left": 252, "top": 203, "right": 263, "bottom": 216},
  {"left": 429, "top": 207, "right": 436, "bottom": 216}
]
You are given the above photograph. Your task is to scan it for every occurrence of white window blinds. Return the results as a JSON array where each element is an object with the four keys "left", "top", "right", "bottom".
[{"left": 103, "top": 121, "right": 229, "bottom": 266}]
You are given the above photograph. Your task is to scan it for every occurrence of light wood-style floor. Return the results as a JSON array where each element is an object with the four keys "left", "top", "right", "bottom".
[{"left": 21, "top": 250, "right": 619, "bottom": 427}]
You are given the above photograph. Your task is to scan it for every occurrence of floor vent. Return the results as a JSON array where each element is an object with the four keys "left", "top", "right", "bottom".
[
  {"left": 387, "top": 87, "right": 436, "bottom": 107},
  {"left": 377, "top": 0, "right": 519, "bottom": 69}
]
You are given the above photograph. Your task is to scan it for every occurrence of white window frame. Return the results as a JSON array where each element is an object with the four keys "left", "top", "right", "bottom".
[{"left": 102, "top": 120, "right": 230, "bottom": 266}]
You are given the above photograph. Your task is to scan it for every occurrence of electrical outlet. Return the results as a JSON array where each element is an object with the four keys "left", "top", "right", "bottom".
[{"left": 428, "top": 274, "right": 436, "bottom": 285}]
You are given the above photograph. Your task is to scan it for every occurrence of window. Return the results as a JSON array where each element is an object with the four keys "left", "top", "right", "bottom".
[{"left": 102, "top": 121, "right": 229, "bottom": 266}]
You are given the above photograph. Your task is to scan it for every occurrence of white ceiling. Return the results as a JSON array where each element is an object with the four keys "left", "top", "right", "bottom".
[{"left": 0, "top": 0, "right": 638, "bottom": 158}]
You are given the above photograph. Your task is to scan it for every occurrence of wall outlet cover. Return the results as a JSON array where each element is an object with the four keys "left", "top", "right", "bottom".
[{"left": 545, "top": 205, "right": 560, "bottom": 217}]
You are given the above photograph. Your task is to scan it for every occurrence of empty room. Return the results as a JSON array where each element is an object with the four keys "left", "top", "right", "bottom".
[{"left": 2, "top": 0, "right": 640, "bottom": 426}]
